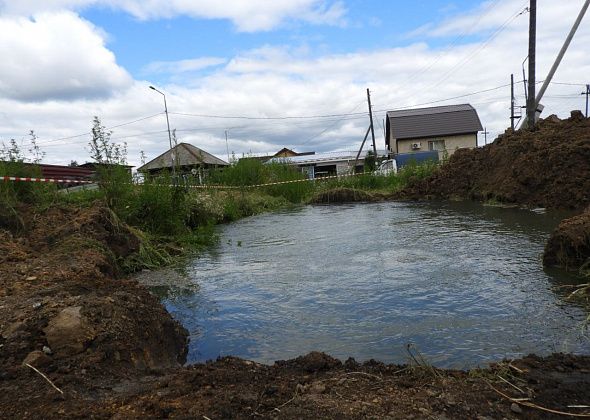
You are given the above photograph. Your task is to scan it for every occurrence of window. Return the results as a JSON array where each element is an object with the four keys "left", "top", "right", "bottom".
[{"left": 428, "top": 140, "right": 446, "bottom": 151}]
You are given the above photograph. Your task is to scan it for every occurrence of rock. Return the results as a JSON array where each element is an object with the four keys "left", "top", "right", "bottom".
[
  {"left": 309, "top": 383, "right": 327, "bottom": 394},
  {"left": 42, "top": 346, "right": 52, "bottom": 355},
  {"left": 32, "top": 302, "right": 42, "bottom": 309},
  {"left": 25, "top": 276, "right": 37, "bottom": 281},
  {"left": 43, "top": 306, "right": 96, "bottom": 357},
  {"left": 3, "top": 321, "right": 25, "bottom": 338},
  {"left": 510, "top": 403, "right": 523, "bottom": 414},
  {"left": 23, "top": 350, "right": 51, "bottom": 368}
]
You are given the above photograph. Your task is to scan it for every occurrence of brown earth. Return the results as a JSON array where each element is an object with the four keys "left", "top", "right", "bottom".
[
  {"left": 399, "top": 111, "right": 590, "bottom": 211},
  {"left": 543, "top": 207, "right": 590, "bottom": 271},
  {"left": 2, "top": 205, "right": 590, "bottom": 419}
]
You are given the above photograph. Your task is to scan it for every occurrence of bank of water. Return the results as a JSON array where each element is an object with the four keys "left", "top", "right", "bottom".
[{"left": 143, "top": 201, "right": 589, "bottom": 369}]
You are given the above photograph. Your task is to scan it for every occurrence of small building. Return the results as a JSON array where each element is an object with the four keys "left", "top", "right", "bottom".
[
  {"left": 268, "top": 150, "right": 387, "bottom": 179},
  {"left": 385, "top": 104, "right": 483, "bottom": 159},
  {"left": 244, "top": 148, "right": 315, "bottom": 163},
  {"left": 137, "top": 143, "right": 228, "bottom": 175},
  {"left": 78, "top": 162, "right": 134, "bottom": 175}
]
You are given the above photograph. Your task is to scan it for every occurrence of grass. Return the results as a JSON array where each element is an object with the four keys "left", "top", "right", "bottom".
[{"left": 1, "top": 157, "right": 441, "bottom": 274}]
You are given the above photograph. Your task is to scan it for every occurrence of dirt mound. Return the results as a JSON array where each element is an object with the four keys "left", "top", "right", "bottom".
[
  {"left": 3, "top": 351, "right": 589, "bottom": 419},
  {"left": 311, "top": 188, "right": 387, "bottom": 204},
  {"left": 2, "top": 203, "right": 590, "bottom": 418},
  {"left": 0, "top": 205, "right": 187, "bottom": 385},
  {"left": 400, "top": 111, "right": 590, "bottom": 210},
  {"left": 543, "top": 208, "right": 590, "bottom": 270}
]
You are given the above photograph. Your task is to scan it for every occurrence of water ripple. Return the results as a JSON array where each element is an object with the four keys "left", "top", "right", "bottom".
[{"left": 156, "top": 201, "right": 589, "bottom": 369}]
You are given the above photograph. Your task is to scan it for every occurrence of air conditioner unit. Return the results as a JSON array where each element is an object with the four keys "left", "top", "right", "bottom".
[{"left": 411, "top": 142, "right": 422, "bottom": 150}]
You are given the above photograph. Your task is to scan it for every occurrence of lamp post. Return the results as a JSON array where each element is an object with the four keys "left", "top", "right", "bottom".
[{"left": 149, "top": 85, "right": 175, "bottom": 176}]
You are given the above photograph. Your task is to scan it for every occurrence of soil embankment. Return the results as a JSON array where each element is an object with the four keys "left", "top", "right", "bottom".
[
  {"left": 1, "top": 204, "right": 590, "bottom": 418},
  {"left": 400, "top": 111, "right": 590, "bottom": 211},
  {"left": 400, "top": 111, "right": 590, "bottom": 271},
  {"left": 544, "top": 208, "right": 590, "bottom": 271}
]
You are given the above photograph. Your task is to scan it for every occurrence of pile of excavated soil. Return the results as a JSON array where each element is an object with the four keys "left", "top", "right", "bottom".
[
  {"left": 544, "top": 208, "right": 590, "bottom": 271},
  {"left": 400, "top": 111, "right": 590, "bottom": 211},
  {"left": 0, "top": 204, "right": 187, "bottom": 382},
  {"left": 2, "top": 204, "right": 590, "bottom": 418}
]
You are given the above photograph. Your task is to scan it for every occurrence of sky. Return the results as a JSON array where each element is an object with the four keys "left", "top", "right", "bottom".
[{"left": 0, "top": 0, "right": 589, "bottom": 167}]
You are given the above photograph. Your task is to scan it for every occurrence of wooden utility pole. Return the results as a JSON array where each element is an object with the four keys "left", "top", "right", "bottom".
[
  {"left": 526, "top": 0, "right": 537, "bottom": 129},
  {"left": 483, "top": 127, "right": 490, "bottom": 145},
  {"left": 353, "top": 126, "right": 372, "bottom": 172},
  {"left": 224, "top": 130, "right": 230, "bottom": 163},
  {"left": 583, "top": 84, "right": 590, "bottom": 118},
  {"left": 367, "top": 89, "right": 377, "bottom": 157},
  {"left": 510, "top": 74, "right": 516, "bottom": 130}
]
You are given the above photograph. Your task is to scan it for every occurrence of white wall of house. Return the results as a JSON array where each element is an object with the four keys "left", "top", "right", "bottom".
[{"left": 393, "top": 133, "right": 477, "bottom": 159}]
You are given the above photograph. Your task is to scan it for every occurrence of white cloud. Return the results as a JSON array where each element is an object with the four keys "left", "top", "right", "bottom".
[
  {"left": 0, "top": 0, "right": 588, "bottom": 167},
  {"left": 0, "top": 12, "right": 132, "bottom": 101},
  {"left": 0, "top": 0, "right": 347, "bottom": 32}
]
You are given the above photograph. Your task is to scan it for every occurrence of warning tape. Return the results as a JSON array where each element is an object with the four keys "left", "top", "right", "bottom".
[
  {"left": 2, "top": 170, "right": 376, "bottom": 189},
  {"left": 183, "top": 171, "right": 374, "bottom": 189},
  {"left": 1, "top": 176, "right": 94, "bottom": 184}
]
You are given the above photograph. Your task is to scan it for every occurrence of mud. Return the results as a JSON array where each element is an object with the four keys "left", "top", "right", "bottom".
[
  {"left": 400, "top": 111, "right": 590, "bottom": 211},
  {"left": 2, "top": 205, "right": 590, "bottom": 419}
]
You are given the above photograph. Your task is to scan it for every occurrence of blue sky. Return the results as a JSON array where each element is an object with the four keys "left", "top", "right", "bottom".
[
  {"left": 82, "top": 0, "right": 482, "bottom": 82},
  {"left": 0, "top": 0, "right": 588, "bottom": 165}
]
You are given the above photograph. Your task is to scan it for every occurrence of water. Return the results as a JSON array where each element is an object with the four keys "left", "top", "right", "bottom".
[{"left": 146, "top": 201, "right": 590, "bottom": 369}]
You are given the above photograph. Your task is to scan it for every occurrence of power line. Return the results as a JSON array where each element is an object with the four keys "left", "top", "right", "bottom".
[
  {"left": 169, "top": 110, "right": 369, "bottom": 120},
  {"left": 427, "top": 2, "right": 529, "bottom": 91},
  {"left": 405, "top": 0, "right": 503, "bottom": 84},
  {"left": 291, "top": 100, "right": 366, "bottom": 147},
  {"left": 27, "top": 112, "right": 165, "bottom": 146}
]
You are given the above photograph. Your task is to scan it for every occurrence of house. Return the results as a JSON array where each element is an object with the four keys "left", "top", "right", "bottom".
[
  {"left": 385, "top": 104, "right": 483, "bottom": 159},
  {"left": 78, "top": 162, "right": 134, "bottom": 175},
  {"left": 267, "top": 150, "right": 388, "bottom": 179},
  {"left": 137, "top": 143, "right": 229, "bottom": 175},
  {"left": 243, "top": 148, "right": 315, "bottom": 163}
]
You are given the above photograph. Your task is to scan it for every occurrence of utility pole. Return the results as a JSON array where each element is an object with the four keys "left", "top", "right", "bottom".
[
  {"left": 224, "top": 130, "right": 230, "bottom": 163},
  {"left": 482, "top": 127, "right": 490, "bottom": 145},
  {"left": 353, "top": 126, "right": 371, "bottom": 173},
  {"left": 367, "top": 88, "right": 378, "bottom": 158},
  {"left": 526, "top": 0, "right": 537, "bottom": 130},
  {"left": 149, "top": 85, "right": 175, "bottom": 177},
  {"left": 523, "top": 0, "right": 590, "bottom": 127},
  {"left": 582, "top": 84, "right": 590, "bottom": 118},
  {"left": 535, "top": 0, "right": 590, "bottom": 111},
  {"left": 510, "top": 74, "right": 516, "bottom": 130}
]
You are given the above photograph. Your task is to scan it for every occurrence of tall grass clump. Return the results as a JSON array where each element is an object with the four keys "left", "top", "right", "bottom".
[
  {"left": 209, "top": 158, "right": 266, "bottom": 186},
  {"left": 126, "top": 174, "right": 189, "bottom": 236},
  {"left": 88, "top": 117, "right": 134, "bottom": 212},
  {"left": 0, "top": 135, "right": 56, "bottom": 230},
  {"left": 262, "top": 162, "right": 314, "bottom": 203}
]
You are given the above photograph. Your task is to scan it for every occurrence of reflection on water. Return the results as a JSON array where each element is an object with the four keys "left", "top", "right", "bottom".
[{"left": 147, "top": 201, "right": 589, "bottom": 368}]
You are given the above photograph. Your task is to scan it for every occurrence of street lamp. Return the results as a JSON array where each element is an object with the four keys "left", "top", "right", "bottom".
[{"left": 149, "top": 85, "right": 175, "bottom": 176}]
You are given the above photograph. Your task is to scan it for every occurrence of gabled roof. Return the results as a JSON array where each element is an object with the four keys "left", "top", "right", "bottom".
[
  {"left": 267, "top": 149, "right": 388, "bottom": 165},
  {"left": 386, "top": 104, "right": 483, "bottom": 141},
  {"left": 137, "top": 143, "right": 228, "bottom": 172}
]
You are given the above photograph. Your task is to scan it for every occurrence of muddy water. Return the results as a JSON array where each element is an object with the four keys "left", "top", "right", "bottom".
[{"left": 150, "top": 201, "right": 590, "bottom": 368}]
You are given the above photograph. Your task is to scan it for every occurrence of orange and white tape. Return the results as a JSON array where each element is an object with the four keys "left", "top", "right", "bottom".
[{"left": 1, "top": 176, "right": 94, "bottom": 184}]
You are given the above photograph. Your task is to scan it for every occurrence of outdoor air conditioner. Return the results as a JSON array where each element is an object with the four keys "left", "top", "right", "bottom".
[{"left": 411, "top": 142, "right": 422, "bottom": 150}]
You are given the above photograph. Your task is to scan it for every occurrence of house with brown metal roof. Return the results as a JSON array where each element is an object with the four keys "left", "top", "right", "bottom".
[
  {"left": 385, "top": 104, "right": 483, "bottom": 159},
  {"left": 137, "top": 143, "right": 228, "bottom": 175}
]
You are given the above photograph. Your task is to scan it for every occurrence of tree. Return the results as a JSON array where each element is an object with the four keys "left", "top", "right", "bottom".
[{"left": 88, "top": 116, "right": 127, "bottom": 165}]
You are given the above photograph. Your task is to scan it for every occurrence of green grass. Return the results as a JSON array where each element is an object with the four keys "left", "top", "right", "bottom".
[{"left": 1, "top": 158, "right": 441, "bottom": 273}]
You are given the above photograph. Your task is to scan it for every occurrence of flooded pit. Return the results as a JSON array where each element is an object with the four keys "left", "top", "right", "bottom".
[{"left": 143, "top": 201, "right": 590, "bottom": 369}]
